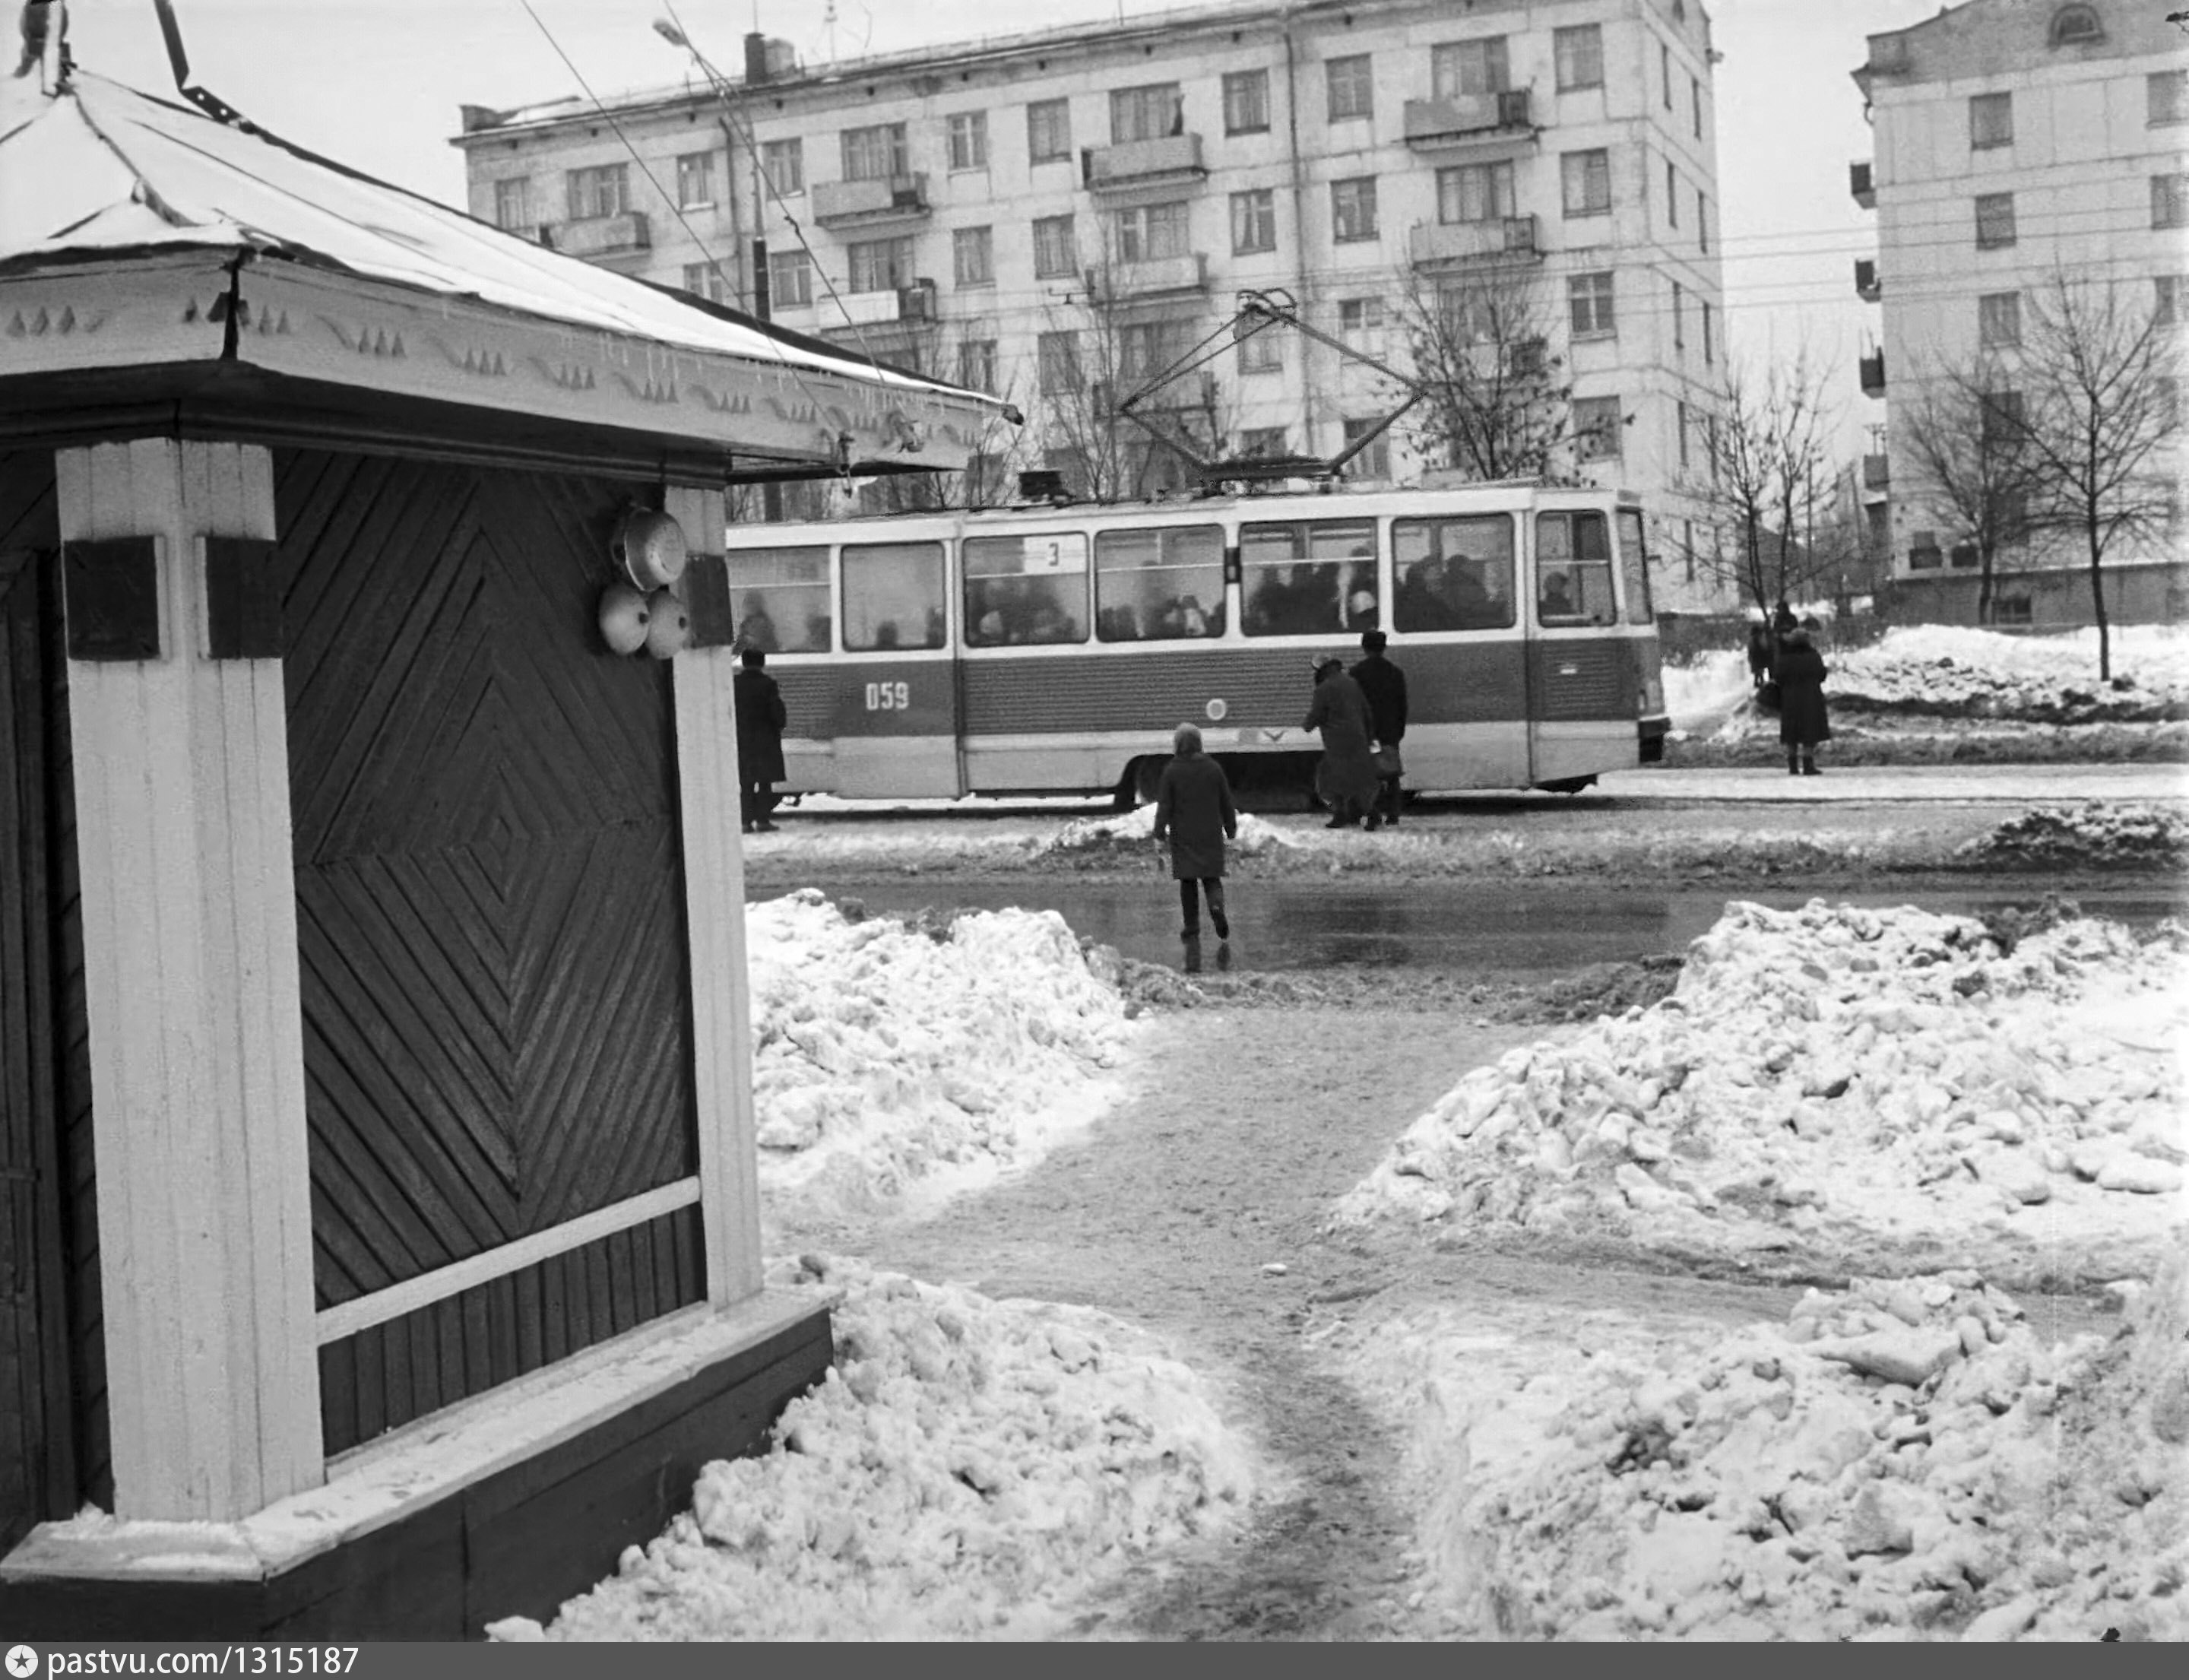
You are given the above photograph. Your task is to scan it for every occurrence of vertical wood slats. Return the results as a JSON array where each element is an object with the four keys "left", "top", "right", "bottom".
[{"left": 316, "top": 1205, "right": 705, "bottom": 1456}]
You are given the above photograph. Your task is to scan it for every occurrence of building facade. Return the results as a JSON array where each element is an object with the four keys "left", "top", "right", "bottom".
[
  {"left": 1851, "top": 0, "right": 2187, "bottom": 626},
  {"left": 454, "top": 0, "right": 1737, "bottom": 612}
]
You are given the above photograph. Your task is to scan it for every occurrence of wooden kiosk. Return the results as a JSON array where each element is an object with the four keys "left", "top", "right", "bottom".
[{"left": 0, "top": 62, "right": 1007, "bottom": 1637}]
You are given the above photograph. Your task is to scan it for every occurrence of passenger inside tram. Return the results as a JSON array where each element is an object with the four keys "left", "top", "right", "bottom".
[{"left": 736, "top": 592, "right": 779, "bottom": 652}]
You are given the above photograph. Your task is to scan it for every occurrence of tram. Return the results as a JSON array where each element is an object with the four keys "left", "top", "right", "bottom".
[{"left": 715, "top": 481, "right": 1670, "bottom": 807}]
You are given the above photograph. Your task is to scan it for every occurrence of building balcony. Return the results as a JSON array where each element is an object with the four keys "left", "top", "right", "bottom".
[
  {"left": 822, "top": 280, "right": 938, "bottom": 328},
  {"left": 1863, "top": 452, "right": 1890, "bottom": 491},
  {"left": 812, "top": 174, "right": 930, "bottom": 228},
  {"left": 1855, "top": 258, "right": 1880, "bottom": 302},
  {"left": 1407, "top": 214, "right": 1539, "bottom": 268},
  {"left": 1850, "top": 160, "right": 1874, "bottom": 209},
  {"left": 1086, "top": 133, "right": 1205, "bottom": 192},
  {"left": 1099, "top": 252, "right": 1209, "bottom": 300},
  {"left": 553, "top": 211, "right": 650, "bottom": 260},
  {"left": 1402, "top": 90, "right": 1535, "bottom": 150},
  {"left": 1859, "top": 350, "right": 1886, "bottom": 397}
]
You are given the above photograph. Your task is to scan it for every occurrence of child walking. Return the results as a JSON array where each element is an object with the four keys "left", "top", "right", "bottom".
[{"left": 1152, "top": 722, "right": 1239, "bottom": 946}]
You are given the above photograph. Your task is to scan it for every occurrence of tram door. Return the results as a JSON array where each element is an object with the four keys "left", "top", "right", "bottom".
[{"left": 828, "top": 536, "right": 964, "bottom": 800}]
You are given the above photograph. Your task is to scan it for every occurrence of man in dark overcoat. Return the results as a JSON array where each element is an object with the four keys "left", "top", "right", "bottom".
[
  {"left": 733, "top": 647, "right": 789, "bottom": 832},
  {"left": 1302, "top": 657, "right": 1382, "bottom": 829},
  {"left": 1351, "top": 629, "right": 1408, "bottom": 826},
  {"left": 1152, "top": 723, "right": 1239, "bottom": 943}
]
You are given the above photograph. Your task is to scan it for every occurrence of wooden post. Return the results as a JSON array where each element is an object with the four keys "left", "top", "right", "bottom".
[
  {"left": 664, "top": 485, "right": 762, "bottom": 1307},
  {"left": 56, "top": 439, "right": 322, "bottom": 1520}
]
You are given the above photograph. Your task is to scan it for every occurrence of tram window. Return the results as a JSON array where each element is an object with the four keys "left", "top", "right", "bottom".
[
  {"left": 1240, "top": 519, "right": 1376, "bottom": 636},
  {"left": 964, "top": 534, "right": 1089, "bottom": 646},
  {"left": 1094, "top": 525, "right": 1225, "bottom": 641},
  {"left": 1535, "top": 512, "right": 1616, "bottom": 626},
  {"left": 724, "top": 544, "right": 832, "bottom": 652},
  {"left": 843, "top": 541, "right": 947, "bottom": 650},
  {"left": 1392, "top": 515, "right": 1514, "bottom": 631},
  {"left": 1616, "top": 509, "right": 1655, "bottom": 625}
]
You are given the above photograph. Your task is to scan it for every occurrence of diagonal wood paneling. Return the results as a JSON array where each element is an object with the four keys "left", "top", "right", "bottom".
[{"left": 280, "top": 454, "right": 699, "bottom": 1371}]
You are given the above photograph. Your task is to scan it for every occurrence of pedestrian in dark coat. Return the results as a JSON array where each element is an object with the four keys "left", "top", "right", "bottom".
[
  {"left": 1351, "top": 629, "right": 1408, "bottom": 826},
  {"left": 1775, "top": 626, "right": 1831, "bottom": 776},
  {"left": 1302, "top": 657, "right": 1383, "bottom": 829},
  {"left": 1152, "top": 723, "right": 1239, "bottom": 944},
  {"left": 733, "top": 648, "right": 788, "bottom": 830}
]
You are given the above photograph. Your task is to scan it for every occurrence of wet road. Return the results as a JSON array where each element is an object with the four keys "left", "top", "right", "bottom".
[{"left": 757, "top": 879, "right": 2185, "bottom": 978}]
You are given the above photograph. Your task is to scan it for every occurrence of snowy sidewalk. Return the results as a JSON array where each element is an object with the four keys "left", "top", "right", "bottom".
[{"left": 1601, "top": 763, "right": 2189, "bottom": 805}]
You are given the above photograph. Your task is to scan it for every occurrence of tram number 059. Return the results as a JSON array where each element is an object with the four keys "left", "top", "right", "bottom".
[{"left": 863, "top": 680, "right": 911, "bottom": 712}]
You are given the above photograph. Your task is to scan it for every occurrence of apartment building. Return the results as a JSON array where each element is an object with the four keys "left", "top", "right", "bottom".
[
  {"left": 455, "top": 0, "right": 1733, "bottom": 610},
  {"left": 1851, "top": 0, "right": 2187, "bottom": 626}
]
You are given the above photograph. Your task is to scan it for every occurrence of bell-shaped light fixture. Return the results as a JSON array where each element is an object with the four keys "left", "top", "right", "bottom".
[
  {"left": 613, "top": 507, "right": 689, "bottom": 591},
  {"left": 643, "top": 587, "right": 690, "bottom": 659},
  {"left": 598, "top": 582, "right": 652, "bottom": 654}
]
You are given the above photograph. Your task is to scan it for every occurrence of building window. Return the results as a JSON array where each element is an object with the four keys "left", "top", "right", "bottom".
[
  {"left": 1697, "top": 189, "right": 1709, "bottom": 252},
  {"left": 1223, "top": 69, "right": 1269, "bottom": 134},
  {"left": 565, "top": 163, "right": 627, "bottom": 220},
  {"left": 1110, "top": 83, "right": 1183, "bottom": 144},
  {"left": 1339, "top": 296, "right": 1386, "bottom": 347},
  {"left": 1975, "top": 192, "right": 2016, "bottom": 249},
  {"left": 1692, "top": 74, "right": 1703, "bottom": 138},
  {"left": 1554, "top": 24, "right": 1604, "bottom": 92},
  {"left": 1701, "top": 299, "right": 1714, "bottom": 363},
  {"left": 1114, "top": 201, "right": 1190, "bottom": 263},
  {"left": 767, "top": 249, "right": 812, "bottom": 308},
  {"left": 681, "top": 262, "right": 727, "bottom": 303},
  {"left": 1672, "top": 281, "right": 1685, "bottom": 350},
  {"left": 1436, "top": 160, "right": 1515, "bottom": 224},
  {"left": 842, "top": 123, "right": 908, "bottom": 183},
  {"left": 1342, "top": 417, "right": 1391, "bottom": 480},
  {"left": 1326, "top": 55, "right": 1373, "bottom": 122},
  {"left": 1561, "top": 150, "right": 1611, "bottom": 217},
  {"left": 1240, "top": 426, "right": 1289, "bottom": 459},
  {"left": 1431, "top": 36, "right": 1509, "bottom": 97},
  {"left": 1909, "top": 530, "right": 1942, "bottom": 570},
  {"left": 1037, "top": 331, "right": 1082, "bottom": 395},
  {"left": 1033, "top": 213, "right": 1079, "bottom": 278},
  {"left": 761, "top": 138, "right": 803, "bottom": 196},
  {"left": 2049, "top": 5, "right": 2102, "bottom": 46},
  {"left": 1969, "top": 91, "right": 2013, "bottom": 150},
  {"left": 1119, "top": 320, "right": 1194, "bottom": 382},
  {"left": 2151, "top": 71, "right": 2189, "bottom": 126},
  {"left": 1677, "top": 398, "right": 1691, "bottom": 467},
  {"left": 2158, "top": 274, "right": 2186, "bottom": 325},
  {"left": 946, "top": 112, "right": 989, "bottom": 172},
  {"left": 958, "top": 338, "right": 998, "bottom": 394},
  {"left": 676, "top": 150, "right": 716, "bottom": 208},
  {"left": 1569, "top": 271, "right": 1615, "bottom": 336},
  {"left": 1666, "top": 161, "right": 1679, "bottom": 226},
  {"left": 847, "top": 236, "right": 914, "bottom": 293},
  {"left": 1573, "top": 395, "right": 1623, "bottom": 461},
  {"left": 2155, "top": 174, "right": 2189, "bottom": 230},
  {"left": 1239, "top": 328, "right": 1284, "bottom": 374},
  {"left": 1331, "top": 177, "right": 1378, "bottom": 242},
  {"left": 1662, "top": 43, "right": 1672, "bottom": 107},
  {"left": 493, "top": 176, "right": 531, "bottom": 230},
  {"left": 1231, "top": 189, "right": 1277, "bottom": 254},
  {"left": 1978, "top": 290, "right": 2022, "bottom": 347},
  {"left": 953, "top": 225, "right": 993, "bottom": 287},
  {"left": 1979, "top": 389, "right": 2026, "bottom": 448},
  {"left": 1028, "top": 98, "right": 1072, "bottom": 163}
]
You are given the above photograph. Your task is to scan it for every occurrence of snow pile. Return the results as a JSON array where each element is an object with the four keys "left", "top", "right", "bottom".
[
  {"left": 1389, "top": 1244, "right": 2188, "bottom": 1641},
  {"left": 1953, "top": 802, "right": 2189, "bottom": 871},
  {"left": 747, "top": 891, "right": 1133, "bottom": 1209},
  {"left": 492, "top": 1255, "right": 1256, "bottom": 1641},
  {"left": 1662, "top": 648, "right": 1754, "bottom": 731},
  {"left": 1334, "top": 900, "right": 2188, "bottom": 1278},
  {"left": 1826, "top": 626, "right": 2189, "bottom": 721},
  {"left": 1039, "top": 800, "right": 1297, "bottom": 861}
]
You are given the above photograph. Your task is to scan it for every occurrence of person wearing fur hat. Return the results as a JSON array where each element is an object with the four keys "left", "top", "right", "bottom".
[
  {"left": 1302, "top": 656, "right": 1383, "bottom": 829},
  {"left": 1775, "top": 625, "right": 1832, "bottom": 776}
]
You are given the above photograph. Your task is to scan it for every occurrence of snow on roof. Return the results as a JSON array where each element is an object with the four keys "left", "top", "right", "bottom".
[{"left": 0, "top": 71, "right": 1004, "bottom": 414}]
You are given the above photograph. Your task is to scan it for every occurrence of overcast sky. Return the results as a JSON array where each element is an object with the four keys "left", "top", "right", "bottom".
[{"left": 55, "top": 0, "right": 1949, "bottom": 448}]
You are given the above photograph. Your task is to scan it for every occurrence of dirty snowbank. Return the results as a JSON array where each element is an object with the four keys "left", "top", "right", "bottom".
[
  {"left": 491, "top": 1254, "right": 1257, "bottom": 1641},
  {"left": 1333, "top": 900, "right": 2188, "bottom": 1285},
  {"left": 1344, "top": 1242, "right": 2187, "bottom": 1641},
  {"left": 1954, "top": 801, "right": 2189, "bottom": 872},
  {"left": 747, "top": 891, "right": 1136, "bottom": 1217},
  {"left": 1039, "top": 800, "right": 1298, "bottom": 861}
]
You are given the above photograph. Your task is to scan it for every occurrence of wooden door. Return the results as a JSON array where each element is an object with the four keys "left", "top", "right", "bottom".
[{"left": 279, "top": 453, "right": 704, "bottom": 1450}]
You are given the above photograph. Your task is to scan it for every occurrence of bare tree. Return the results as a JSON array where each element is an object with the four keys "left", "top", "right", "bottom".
[
  {"left": 2012, "top": 273, "right": 2181, "bottom": 679},
  {"left": 1898, "top": 353, "right": 2045, "bottom": 624},
  {"left": 1695, "top": 352, "right": 1842, "bottom": 614},
  {"left": 1391, "top": 262, "right": 1573, "bottom": 481}
]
